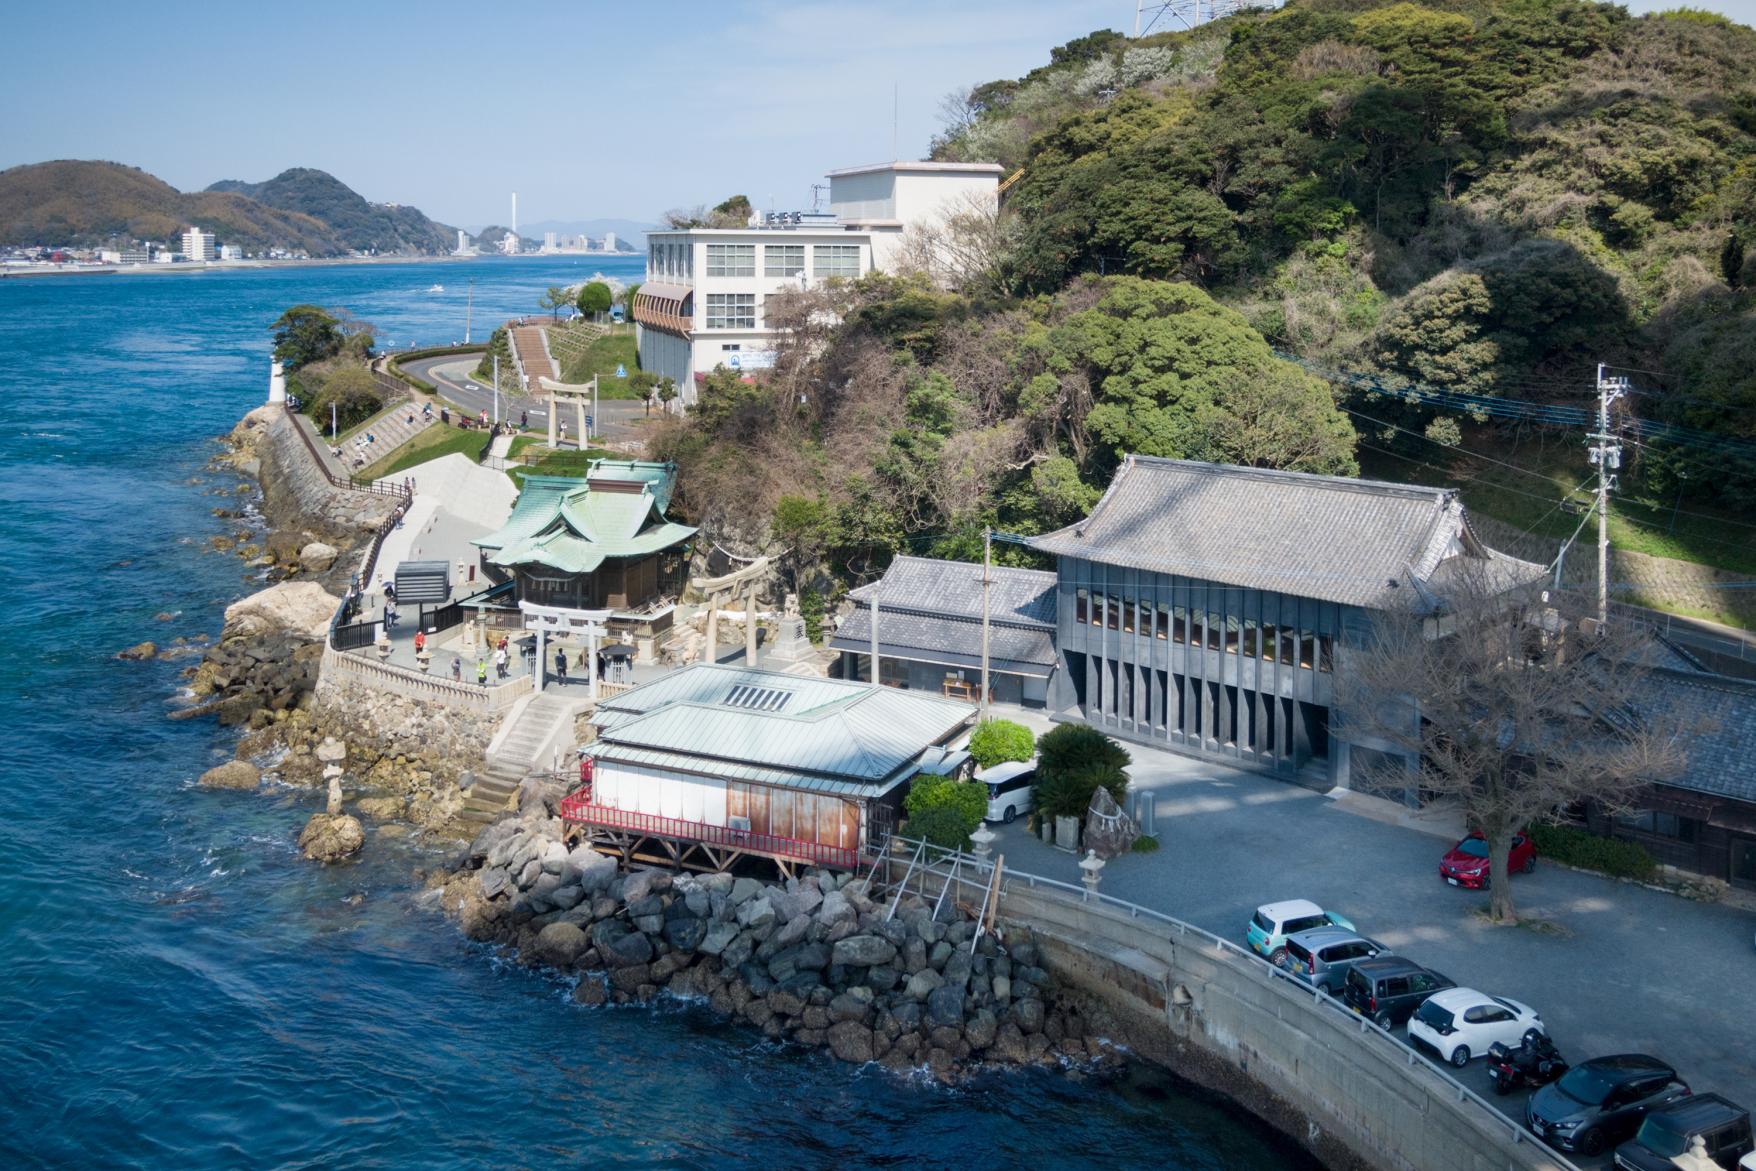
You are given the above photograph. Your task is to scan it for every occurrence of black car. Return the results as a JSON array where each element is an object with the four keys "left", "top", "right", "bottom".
[
  {"left": 1614, "top": 1093, "right": 1752, "bottom": 1171},
  {"left": 1527, "top": 1054, "right": 1692, "bottom": 1157},
  {"left": 1341, "top": 956, "right": 1454, "bottom": 1029}
]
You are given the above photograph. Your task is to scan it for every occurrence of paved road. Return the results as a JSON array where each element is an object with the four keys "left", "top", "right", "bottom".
[
  {"left": 1615, "top": 601, "right": 1756, "bottom": 680},
  {"left": 989, "top": 743, "right": 1755, "bottom": 1163},
  {"left": 399, "top": 353, "right": 652, "bottom": 443}
]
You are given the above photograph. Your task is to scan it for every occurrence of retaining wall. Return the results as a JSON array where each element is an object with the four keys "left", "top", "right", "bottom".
[
  {"left": 257, "top": 408, "right": 397, "bottom": 541},
  {"left": 979, "top": 878, "right": 1575, "bottom": 1171}
]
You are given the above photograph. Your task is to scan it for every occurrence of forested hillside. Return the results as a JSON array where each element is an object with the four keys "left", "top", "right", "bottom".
[
  {"left": 653, "top": 0, "right": 1756, "bottom": 604},
  {"left": 0, "top": 160, "right": 454, "bottom": 255},
  {"left": 206, "top": 168, "right": 454, "bottom": 254}
]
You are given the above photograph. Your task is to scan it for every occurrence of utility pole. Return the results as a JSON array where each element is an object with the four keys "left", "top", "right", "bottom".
[
  {"left": 492, "top": 355, "right": 501, "bottom": 427},
  {"left": 980, "top": 528, "right": 993, "bottom": 718},
  {"left": 1589, "top": 363, "right": 1627, "bottom": 626},
  {"left": 465, "top": 278, "right": 473, "bottom": 344},
  {"left": 869, "top": 590, "right": 881, "bottom": 686}
]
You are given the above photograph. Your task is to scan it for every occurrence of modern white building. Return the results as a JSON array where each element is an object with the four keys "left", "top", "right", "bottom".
[
  {"left": 633, "top": 160, "right": 1004, "bottom": 403},
  {"left": 603, "top": 231, "right": 618, "bottom": 252},
  {"left": 181, "top": 226, "right": 216, "bottom": 262},
  {"left": 219, "top": 244, "right": 243, "bottom": 260}
]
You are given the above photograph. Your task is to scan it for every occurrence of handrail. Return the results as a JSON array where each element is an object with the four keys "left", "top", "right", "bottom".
[
  {"left": 871, "top": 835, "right": 1582, "bottom": 1171},
  {"left": 559, "top": 795, "right": 860, "bottom": 870},
  {"left": 279, "top": 401, "right": 411, "bottom": 501}
]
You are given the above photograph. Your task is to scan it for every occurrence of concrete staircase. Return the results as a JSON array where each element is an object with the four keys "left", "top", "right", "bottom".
[
  {"left": 457, "top": 691, "right": 581, "bottom": 826},
  {"left": 338, "top": 401, "right": 434, "bottom": 476},
  {"left": 510, "top": 325, "right": 558, "bottom": 392}
]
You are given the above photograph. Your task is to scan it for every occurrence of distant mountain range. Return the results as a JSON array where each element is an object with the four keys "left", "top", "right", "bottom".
[
  {"left": 470, "top": 217, "right": 655, "bottom": 248},
  {"left": 0, "top": 160, "right": 456, "bottom": 255}
]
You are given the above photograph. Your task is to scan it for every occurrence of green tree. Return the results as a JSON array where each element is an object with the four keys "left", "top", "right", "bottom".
[
  {"left": 654, "top": 376, "right": 679, "bottom": 413},
  {"left": 711, "top": 194, "right": 754, "bottom": 227},
  {"left": 968, "top": 718, "right": 1035, "bottom": 769},
  {"left": 576, "top": 281, "right": 613, "bottom": 319},
  {"left": 904, "top": 773, "right": 989, "bottom": 846},
  {"left": 539, "top": 286, "right": 571, "bottom": 320},
  {"left": 309, "top": 365, "right": 384, "bottom": 435},
  {"left": 270, "top": 305, "right": 343, "bottom": 369},
  {"left": 1031, "top": 723, "right": 1129, "bottom": 821}
]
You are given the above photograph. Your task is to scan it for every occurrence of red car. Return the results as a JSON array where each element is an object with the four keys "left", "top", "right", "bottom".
[{"left": 1439, "top": 831, "right": 1535, "bottom": 888}]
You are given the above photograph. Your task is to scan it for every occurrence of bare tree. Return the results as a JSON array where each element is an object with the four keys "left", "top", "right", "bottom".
[
  {"left": 1336, "top": 566, "right": 1687, "bottom": 924},
  {"left": 892, "top": 190, "right": 1017, "bottom": 299}
]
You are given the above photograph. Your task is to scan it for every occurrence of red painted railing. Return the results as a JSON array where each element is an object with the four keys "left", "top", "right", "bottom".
[{"left": 559, "top": 792, "right": 861, "bottom": 871}]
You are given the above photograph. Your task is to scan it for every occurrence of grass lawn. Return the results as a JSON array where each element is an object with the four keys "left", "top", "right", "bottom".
[
  {"left": 505, "top": 443, "right": 621, "bottom": 488},
  {"left": 352, "top": 423, "right": 488, "bottom": 483},
  {"left": 557, "top": 328, "right": 643, "bottom": 399}
]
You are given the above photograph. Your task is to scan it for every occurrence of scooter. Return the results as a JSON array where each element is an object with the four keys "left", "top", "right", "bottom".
[{"left": 1486, "top": 1031, "right": 1568, "bottom": 1096}]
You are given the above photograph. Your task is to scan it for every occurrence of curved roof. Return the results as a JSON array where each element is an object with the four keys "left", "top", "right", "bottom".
[
  {"left": 473, "top": 467, "right": 695, "bottom": 573},
  {"left": 1031, "top": 456, "right": 1542, "bottom": 610}
]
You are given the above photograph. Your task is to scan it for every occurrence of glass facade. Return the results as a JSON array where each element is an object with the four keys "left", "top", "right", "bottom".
[
  {"left": 707, "top": 243, "right": 755, "bottom": 277},
  {"left": 705, "top": 293, "right": 756, "bottom": 329}
]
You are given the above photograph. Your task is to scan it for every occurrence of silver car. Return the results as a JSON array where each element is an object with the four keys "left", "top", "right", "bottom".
[{"left": 1278, "top": 927, "right": 1389, "bottom": 994}]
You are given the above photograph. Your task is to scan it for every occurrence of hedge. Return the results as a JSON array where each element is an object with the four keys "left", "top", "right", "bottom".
[
  {"left": 969, "top": 718, "right": 1034, "bottom": 769},
  {"left": 905, "top": 773, "right": 988, "bottom": 837},
  {"left": 1527, "top": 823, "right": 1656, "bottom": 881}
]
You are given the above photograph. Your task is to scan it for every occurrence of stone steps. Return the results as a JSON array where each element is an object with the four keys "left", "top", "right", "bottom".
[{"left": 458, "top": 693, "right": 579, "bottom": 823}]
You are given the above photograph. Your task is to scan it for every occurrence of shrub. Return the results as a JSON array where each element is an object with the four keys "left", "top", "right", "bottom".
[
  {"left": 904, "top": 773, "right": 989, "bottom": 834},
  {"left": 1131, "top": 835, "right": 1160, "bottom": 853},
  {"left": 307, "top": 365, "right": 385, "bottom": 434},
  {"left": 1032, "top": 723, "right": 1130, "bottom": 819},
  {"left": 906, "top": 804, "right": 975, "bottom": 850},
  {"left": 799, "top": 589, "right": 825, "bottom": 644},
  {"left": 969, "top": 718, "right": 1035, "bottom": 769},
  {"left": 1526, "top": 823, "right": 1656, "bottom": 882}
]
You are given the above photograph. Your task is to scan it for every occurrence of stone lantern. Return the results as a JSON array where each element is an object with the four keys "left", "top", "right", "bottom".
[
  {"left": 1079, "top": 849, "right": 1105, "bottom": 899},
  {"left": 969, "top": 823, "right": 996, "bottom": 864}
]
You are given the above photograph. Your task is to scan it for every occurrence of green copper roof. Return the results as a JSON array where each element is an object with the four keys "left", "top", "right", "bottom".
[{"left": 473, "top": 467, "right": 695, "bottom": 574}]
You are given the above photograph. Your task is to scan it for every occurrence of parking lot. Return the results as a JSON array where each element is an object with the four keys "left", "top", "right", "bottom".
[{"left": 989, "top": 739, "right": 1756, "bottom": 1164}]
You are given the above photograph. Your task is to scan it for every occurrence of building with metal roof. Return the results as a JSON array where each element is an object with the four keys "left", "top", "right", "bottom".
[
  {"left": 472, "top": 461, "right": 695, "bottom": 618},
  {"left": 828, "top": 555, "right": 1058, "bottom": 707},
  {"left": 1031, "top": 455, "right": 1544, "bottom": 791},
  {"left": 565, "top": 663, "right": 976, "bottom": 873}
]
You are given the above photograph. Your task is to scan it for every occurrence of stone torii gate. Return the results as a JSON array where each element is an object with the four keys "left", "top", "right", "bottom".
[
  {"left": 539, "top": 375, "right": 597, "bottom": 449},
  {"left": 519, "top": 600, "right": 610, "bottom": 698},
  {"left": 689, "top": 556, "right": 770, "bottom": 666}
]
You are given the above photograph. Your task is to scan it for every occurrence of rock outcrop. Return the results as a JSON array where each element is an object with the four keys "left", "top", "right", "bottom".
[
  {"left": 221, "top": 582, "right": 340, "bottom": 642},
  {"left": 198, "top": 760, "right": 262, "bottom": 789},
  {"left": 298, "top": 812, "right": 365, "bottom": 862},
  {"left": 437, "top": 811, "right": 1115, "bottom": 1078}
]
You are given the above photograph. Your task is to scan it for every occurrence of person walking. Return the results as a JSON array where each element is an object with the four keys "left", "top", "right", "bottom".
[
  {"left": 451, "top": 657, "right": 461, "bottom": 682},
  {"left": 495, "top": 645, "right": 508, "bottom": 680},
  {"left": 414, "top": 630, "right": 426, "bottom": 655},
  {"left": 555, "top": 647, "right": 569, "bottom": 684},
  {"left": 477, "top": 657, "right": 488, "bottom": 686},
  {"left": 520, "top": 409, "right": 528, "bottom": 429}
]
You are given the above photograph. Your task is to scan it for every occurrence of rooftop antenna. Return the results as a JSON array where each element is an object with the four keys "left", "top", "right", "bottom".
[{"left": 810, "top": 183, "right": 829, "bottom": 211}]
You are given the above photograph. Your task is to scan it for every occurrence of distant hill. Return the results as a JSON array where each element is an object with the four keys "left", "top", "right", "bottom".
[
  {"left": 0, "top": 159, "right": 454, "bottom": 255},
  {"left": 0, "top": 160, "right": 345, "bottom": 253},
  {"left": 206, "top": 168, "right": 454, "bottom": 254}
]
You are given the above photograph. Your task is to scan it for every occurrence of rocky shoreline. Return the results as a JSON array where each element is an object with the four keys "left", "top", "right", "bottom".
[{"left": 432, "top": 798, "right": 1120, "bottom": 1079}]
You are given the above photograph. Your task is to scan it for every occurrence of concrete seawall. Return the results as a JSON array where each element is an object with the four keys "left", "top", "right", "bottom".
[
  {"left": 981, "top": 878, "right": 1572, "bottom": 1171},
  {"left": 253, "top": 406, "right": 397, "bottom": 542}
]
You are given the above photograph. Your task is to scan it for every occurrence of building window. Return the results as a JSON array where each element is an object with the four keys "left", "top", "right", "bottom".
[
  {"left": 1107, "top": 596, "right": 1121, "bottom": 631},
  {"left": 1616, "top": 810, "right": 1698, "bottom": 842},
  {"left": 1089, "top": 592, "right": 1104, "bottom": 626},
  {"left": 813, "top": 244, "right": 861, "bottom": 278},
  {"left": 1123, "top": 597, "right": 1136, "bottom": 634},
  {"left": 1318, "top": 635, "right": 1334, "bottom": 672},
  {"left": 707, "top": 243, "right": 755, "bottom": 277},
  {"left": 1076, "top": 589, "right": 1089, "bottom": 625},
  {"left": 705, "top": 293, "right": 755, "bottom": 329},
  {"left": 1155, "top": 602, "right": 1169, "bottom": 639},
  {"left": 1172, "top": 606, "right": 1188, "bottom": 644},
  {"left": 765, "top": 244, "right": 805, "bottom": 276}
]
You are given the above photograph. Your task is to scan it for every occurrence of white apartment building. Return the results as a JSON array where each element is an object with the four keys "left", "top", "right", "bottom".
[
  {"left": 182, "top": 226, "right": 216, "bottom": 262},
  {"left": 604, "top": 231, "right": 618, "bottom": 252},
  {"left": 219, "top": 244, "right": 243, "bottom": 260},
  {"left": 633, "top": 160, "right": 1003, "bottom": 403}
]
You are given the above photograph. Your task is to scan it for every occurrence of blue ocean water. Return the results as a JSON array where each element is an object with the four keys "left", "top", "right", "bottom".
[{"left": 0, "top": 258, "right": 1319, "bottom": 1170}]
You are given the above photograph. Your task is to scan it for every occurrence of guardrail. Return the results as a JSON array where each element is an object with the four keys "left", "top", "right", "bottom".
[
  {"left": 871, "top": 836, "right": 1581, "bottom": 1171},
  {"left": 280, "top": 402, "right": 412, "bottom": 502},
  {"left": 320, "top": 644, "right": 532, "bottom": 713},
  {"left": 559, "top": 796, "right": 861, "bottom": 871}
]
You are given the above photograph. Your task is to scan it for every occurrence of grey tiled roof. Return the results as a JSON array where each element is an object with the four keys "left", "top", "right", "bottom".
[
  {"left": 848, "top": 556, "right": 1056, "bottom": 627},
  {"left": 832, "top": 556, "right": 1058, "bottom": 675},
  {"left": 1031, "top": 456, "right": 1543, "bottom": 610},
  {"left": 1644, "top": 667, "right": 1756, "bottom": 804},
  {"left": 830, "top": 608, "right": 1056, "bottom": 676}
]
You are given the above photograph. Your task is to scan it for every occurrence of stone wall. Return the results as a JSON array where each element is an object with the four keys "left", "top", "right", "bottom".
[
  {"left": 1471, "top": 513, "right": 1754, "bottom": 628},
  {"left": 987, "top": 881, "right": 1573, "bottom": 1171},
  {"left": 248, "top": 406, "right": 397, "bottom": 546},
  {"left": 311, "top": 671, "right": 501, "bottom": 788}
]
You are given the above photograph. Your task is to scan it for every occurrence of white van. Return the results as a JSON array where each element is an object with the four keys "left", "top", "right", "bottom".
[{"left": 979, "top": 760, "right": 1036, "bottom": 824}]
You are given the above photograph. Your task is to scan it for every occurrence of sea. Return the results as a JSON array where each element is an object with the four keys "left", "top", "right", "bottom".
[{"left": 0, "top": 256, "right": 1320, "bottom": 1170}]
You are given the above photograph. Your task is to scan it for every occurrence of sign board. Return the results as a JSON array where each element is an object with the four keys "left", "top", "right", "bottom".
[
  {"left": 615, "top": 363, "right": 627, "bottom": 378},
  {"left": 584, "top": 415, "right": 594, "bottom": 429},
  {"left": 726, "top": 350, "right": 777, "bottom": 372}
]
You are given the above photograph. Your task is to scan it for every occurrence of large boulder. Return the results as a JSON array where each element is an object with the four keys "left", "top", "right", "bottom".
[
  {"left": 826, "top": 1021, "right": 875, "bottom": 1064},
  {"left": 298, "top": 542, "right": 339, "bottom": 573},
  {"left": 1083, "top": 784, "right": 1138, "bottom": 859},
  {"left": 831, "top": 935, "right": 897, "bottom": 968},
  {"left": 198, "top": 760, "right": 261, "bottom": 790},
  {"left": 222, "top": 582, "right": 342, "bottom": 641},
  {"left": 298, "top": 812, "right": 364, "bottom": 862},
  {"left": 536, "top": 922, "right": 588, "bottom": 966}
]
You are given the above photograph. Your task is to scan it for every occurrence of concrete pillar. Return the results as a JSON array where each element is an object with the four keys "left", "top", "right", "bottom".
[
  {"left": 703, "top": 594, "right": 719, "bottom": 664},
  {"left": 745, "top": 588, "right": 758, "bottom": 665},
  {"left": 535, "top": 627, "right": 546, "bottom": 692},
  {"left": 576, "top": 399, "right": 587, "bottom": 448},
  {"left": 547, "top": 404, "right": 557, "bottom": 449},
  {"left": 587, "top": 626, "right": 599, "bottom": 700}
]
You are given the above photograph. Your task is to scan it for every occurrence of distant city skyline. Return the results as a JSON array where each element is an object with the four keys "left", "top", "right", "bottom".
[{"left": 0, "top": 0, "right": 1748, "bottom": 227}]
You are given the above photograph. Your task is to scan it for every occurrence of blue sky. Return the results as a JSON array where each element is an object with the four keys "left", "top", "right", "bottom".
[{"left": 0, "top": 0, "right": 1750, "bottom": 229}]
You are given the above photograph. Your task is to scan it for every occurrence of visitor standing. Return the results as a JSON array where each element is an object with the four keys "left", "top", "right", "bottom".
[
  {"left": 451, "top": 658, "right": 461, "bottom": 682},
  {"left": 477, "top": 657, "right": 488, "bottom": 686},
  {"left": 414, "top": 630, "right": 426, "bottom": 655},
  {"left": 555, "top": 647, "right": 569, "bottom": 684},
  {"left": 494, "top": 645, "right": 508, "bottom": 680}
]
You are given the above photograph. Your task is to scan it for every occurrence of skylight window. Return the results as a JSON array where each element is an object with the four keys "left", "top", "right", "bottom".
[{"left": 722, "top": 684, "right": 793, "bottom": 712}]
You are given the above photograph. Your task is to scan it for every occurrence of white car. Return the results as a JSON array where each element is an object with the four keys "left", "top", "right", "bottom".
[
  {"left": 1406, "top": 986, "right": 1544, "bottom": 1067},
  {"left": 978, "top": 760, "right": 1036, "bottom": 824}
]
